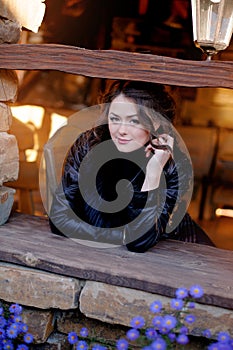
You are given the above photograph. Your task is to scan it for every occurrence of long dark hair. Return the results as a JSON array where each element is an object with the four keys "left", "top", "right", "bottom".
[
  {"left": 88, "top": 80, "right": 176, "bottom": 145},
  {"left": 98, "top": 80, "right": 176, "bottom": 122}
]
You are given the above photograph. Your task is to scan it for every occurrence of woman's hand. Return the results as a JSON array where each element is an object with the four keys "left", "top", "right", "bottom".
[{"left": 141, "top": 134, "right": 174, "bottom": 192}]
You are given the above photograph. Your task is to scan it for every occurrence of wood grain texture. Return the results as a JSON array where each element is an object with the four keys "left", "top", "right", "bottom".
[
  {"left": 0, "top": 44, "right": 233, "bottom": 88},
  {"left": 0, "top": 213, "right": 232, "bottom": 309}
]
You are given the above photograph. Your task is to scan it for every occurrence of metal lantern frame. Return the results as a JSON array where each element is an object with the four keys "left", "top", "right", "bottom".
[{"left": 191, "top": 0, "right": 233, "bottom": 59}]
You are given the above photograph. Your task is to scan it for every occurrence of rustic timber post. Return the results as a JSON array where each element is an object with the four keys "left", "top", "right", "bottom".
[{"left": 0, "top": 0, "right": 45, "bottom": 224}]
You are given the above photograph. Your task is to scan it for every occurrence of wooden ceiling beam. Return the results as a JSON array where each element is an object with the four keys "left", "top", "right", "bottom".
[{"left": 0, "top": 44, "right": 233, "bottom": 88}]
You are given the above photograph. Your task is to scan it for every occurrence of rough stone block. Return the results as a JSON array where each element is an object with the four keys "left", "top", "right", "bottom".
[
  {"left": 0, "top": 132, "right": 19, "bottom": 185},
  {"left": 0, "top": 0, "right": 46, "bottom": 33},
  {"left": 80, "top": 281, "right": 162, "bottom": 327},
  {"left": 0, "top": 18, "right": 21, "bottom": 43},
  {"left": 57, "top": 310, "right": 126, "bottom": 344},
  {"left": 0, "top": 262, "right": 82, "bottom": 309},
  {"left": 0, "top": 102, "right": 13, "bottom": 131},
  {"left": 41, "top": 332, "right": 71, "bottom": 349},
  {"left": 22, "top": 308, "right": 54, "bottom": 343},
  {"left": 0, "top": 70, "right": 18, "bottom": 102},
  {"left": 0, "top": 186, "right": 15, "bottom": 225},
  {"left": 80, "top": 281, "right": 233, "bottom": 338}
]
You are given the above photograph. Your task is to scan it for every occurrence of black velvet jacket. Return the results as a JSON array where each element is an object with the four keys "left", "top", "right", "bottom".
[{"left": 49, "top": 128, "right": 212, "bottom": 252}]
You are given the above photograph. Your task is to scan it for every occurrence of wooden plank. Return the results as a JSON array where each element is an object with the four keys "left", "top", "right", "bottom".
[
  {"left": 0, "top": 44, "right": 233, "bottom": 88},
  {"left": 0, "top": 213, "right": 232, "bottom": 309}
]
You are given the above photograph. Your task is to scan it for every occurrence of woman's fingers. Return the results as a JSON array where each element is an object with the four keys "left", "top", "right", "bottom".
[
  {"left": 145, "top": 143, "right": 154, "bottom": 157},
  {"left": 148, "top": 134, "right": 174, "bottom": 157},
  {"left": 158, "top": 134, "right": 174, "bottom": 149}
]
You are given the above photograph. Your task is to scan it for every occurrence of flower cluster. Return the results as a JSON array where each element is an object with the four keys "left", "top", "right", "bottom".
[
  {"left": 68, "top": 285, "right": 233, "bottom": 350},
  {"left": 0, "top": 303, "right": 34, "bottom": 350},
  {"left": 68, "top": 328, "right": 90, "bottom": 350},
  {"left": 207, "top": 332, "right": 233, "bottom": 350}
]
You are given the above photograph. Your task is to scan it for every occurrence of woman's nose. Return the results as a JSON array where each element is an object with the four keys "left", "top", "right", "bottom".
[{"left": 118, "top": 122, "right": 128, "bottom": 134}]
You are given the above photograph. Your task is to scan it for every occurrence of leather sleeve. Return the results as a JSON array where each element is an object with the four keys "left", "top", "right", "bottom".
[
  {"left": 49, "top": 133, "right": 123, "bottom": 245},
  {"left": 125, "top": 159, "right": 180, "bottom": 253},
  {"left": 126, "top": 152, "right": 193, "bottom": 253}
]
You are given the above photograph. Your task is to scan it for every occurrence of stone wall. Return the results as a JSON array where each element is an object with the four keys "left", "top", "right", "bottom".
[
  {"left": 0, "top": 13, "right": 20, "bottom": 224},
  {"left": 0, "top": 0, "right": 45, "bottom": 224},
  {"left": 0, "top": 262, "right": 232, "bottom": 349}
]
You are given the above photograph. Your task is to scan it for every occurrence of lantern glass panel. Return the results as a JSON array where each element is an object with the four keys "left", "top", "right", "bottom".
[{"left": 191, "top": 0, "right": 233, "bottom": 56}]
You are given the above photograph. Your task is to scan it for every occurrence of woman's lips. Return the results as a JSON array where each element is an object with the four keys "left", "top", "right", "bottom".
[{"left": 117, "top": 137, "right": 131, "bottom": 144}]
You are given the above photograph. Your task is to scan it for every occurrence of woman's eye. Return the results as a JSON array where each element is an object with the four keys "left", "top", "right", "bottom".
[
  {"left": 109, "top": 116, "right": 120, "bottom": 123},
  {"left": 130, "top": 118, "right": 140, "bottom": 125}
]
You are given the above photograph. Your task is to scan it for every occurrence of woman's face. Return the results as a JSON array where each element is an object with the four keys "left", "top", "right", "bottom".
[{"left": 108, "top": 94, "right": 150, "bottom": 153}]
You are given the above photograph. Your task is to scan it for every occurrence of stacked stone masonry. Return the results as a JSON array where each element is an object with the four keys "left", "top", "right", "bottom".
[
  {"left": 0, "top": 0, "right": 46, "bottom": 224},
  {"left": 0, "top": 262, "right": 232, "bottom": 349},
  {"left": 0, "top": 2, "right": 20, "bottom": 225}
]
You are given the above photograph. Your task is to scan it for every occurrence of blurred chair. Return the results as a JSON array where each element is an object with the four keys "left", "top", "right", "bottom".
[
  {"left": 42, "top": 106, "right": 100, "bottom": 213},
  {"left": 209, "top": 128, "right": 233, "bottom": 217},
  {"left": 6, "top": 117, "right": 39, "bottom": 215},
  {"left": 176, "top": 125, "right": 218, "bottom": 220}
]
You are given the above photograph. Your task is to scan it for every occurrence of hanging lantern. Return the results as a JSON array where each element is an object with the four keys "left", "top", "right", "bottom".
[{"left": 191, "top": 0, "right": 233, "bottom": 59}]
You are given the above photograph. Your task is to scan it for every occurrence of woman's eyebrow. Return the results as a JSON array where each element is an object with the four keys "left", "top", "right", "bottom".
[{"left": 109, "top": 112, "right": 139, "bottom": 119}]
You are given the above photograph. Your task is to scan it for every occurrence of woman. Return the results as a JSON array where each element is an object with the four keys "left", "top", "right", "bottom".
[{"left": 49, "top": 80, "right": 215, "bottom": 252}]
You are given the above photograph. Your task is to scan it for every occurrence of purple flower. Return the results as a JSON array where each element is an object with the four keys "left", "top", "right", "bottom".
[
  {"left": 189, "top": 285, "right": 204, "bottom": 299},
  {"left": 176, "top": 333, "right": 189, "bottom": 345},
  {"left": 185, "top": 314, "right": 196, "bottom": 324},
  {"left": 0, "top": 327, "right": 6, "bottom": 339},
  {"left": 179, "top": 326, "right": 188, "bottom": 334},
  {"left": 68, "top": 331, "right": 78, "bottom": 344},
  {"left": 217, "top": 332, "right": 231, "bottom": 344},
  {"left": 126, "top": 328, "right": 140, "bottom": 341},
  {"left": 162, "top": 315, "right": 177, "bottom": 331},
  {"left": 151, "top": 337, "right": 167, "bottom": 350},
  {"left": 130, "top": 316, "right": 145, "bottom": 329},
  {"left": 76, "top": 340, "right": 88, "bottom": 350},
  {"left": 16, "top": 345, "right": 29, "bottom": 350},
  {"left": 0, "top": 316, "right": 7, "bottom": 328},
  {"left": 187, "top": 301, "right": 196, "bottom": 309},
  {"left": 159, "top": 326, "right": 170, "bottom": 335},
  {"left": 7, "top": 314, "right": 15, "bottom": 325},
  {"left": 175, "top": 287, "right": 188, "bottom": 299},
  {"left": 2, "top": 339, "right": 14, "bottom": 349},
  {"left": 80, "top": 327, "right": 88, "bottom": 337},
  {"left": 145, "top": 327, "right": 157, "bottom": 340},
  {"left": 168, "top": 333, "right": 176, "bottom": 342},
  {"left": 92, "top": 346, "right": 107, "bottom": 350},
  {"left": 150, "top": 301, "right": 163, "bottom": 313},
  {"left": 9, "top": 304, "right": 22, "bottom": 315},
  {"left": 6, "top": 325, "right": 18, "bottom": 339},
  {"left": 170, "top": 298, "right": 183, "bottom": 310},
  {"left": 23, "top": 333, "right": 34, "bottom": 344},
  {"left": 116, "top": 338, "right": 128, "bottom": 350},
  {"left": 152, "top": 316, "right": 163, "bottom": 329},
  {"left": 7, "top": 322, "right": 19, "bottom": 335},
  {"left": 203, "top": 329, "right": 212, "bottom": 338},
  {"left": 13, "top": 315, "right": 22, "bottom": 323},
  {"left": 0, "top": 307, "right": 3, "bottom": 316},
  {"left": 20, "top": 323, "right": 28, "bottom": 333}
]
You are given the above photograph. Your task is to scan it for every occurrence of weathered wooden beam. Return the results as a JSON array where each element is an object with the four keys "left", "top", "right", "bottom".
[
  {"left": 0, "top": 44, "right": 233, "bottom": 88},
  {"left": 0, "top": 213, "right": 233, "bottom": 310}
]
